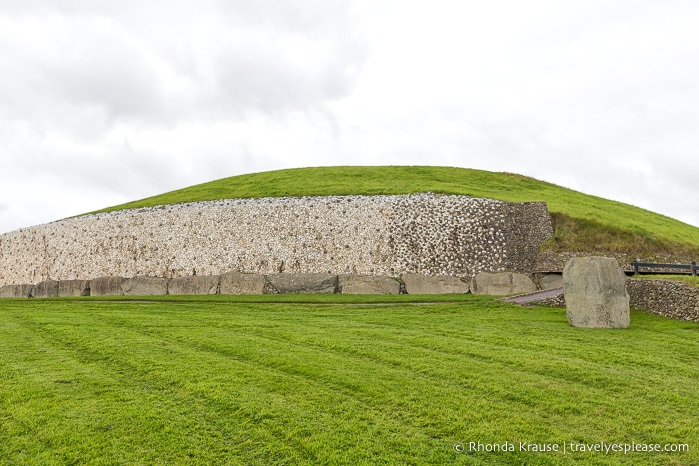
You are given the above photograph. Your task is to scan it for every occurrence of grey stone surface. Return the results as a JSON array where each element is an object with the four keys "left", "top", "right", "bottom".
[
  {"left": 0, "top": 284, "right": 33, "bottom": 298},
  {"left": 563, "top": 256, "right": 630, "bottom": 328},
  {"left": 471, "top": 272, "right": 537, "bottom": 295},
  {"left": 401, "top": 274, "right": 470, "bottom": 294},
  {"left": 58, "top": 280, "right": 90, "bottom": 297},
  {"left": 122, "top": 276, "right": 169, "bottom": 296},
  {"left": 31, "top": 280, "right": 59, "bottom": 298},
  {"left": 219, "top": 271, "right": 266, "bottom": 295},
  {"left": 266, "top": 273, "right": 338, "bottom": 294},
  {"left": 540, "top": 273, "right": 563, "bottom": 290},
  {"left": 90, "top": 276, "right": 126, "bottom": 296},
  {"left": 628, "top": 278, "right": 699, "bottom": 322},
  {"left": 169, "top": 275, "right": 219, "bottom": 295},
  {"left": 338, "top": 275, "right": 400, "bottom": 294}
]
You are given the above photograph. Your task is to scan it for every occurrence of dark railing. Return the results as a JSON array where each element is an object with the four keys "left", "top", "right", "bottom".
[{"left": 631, "top": 260, "right": 698, "bottom": 276}]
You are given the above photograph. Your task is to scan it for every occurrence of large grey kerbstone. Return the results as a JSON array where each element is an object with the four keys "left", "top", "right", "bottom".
[
  {"left": 471, "top": 272, "right": 537, "bottom": 295},
  {"left": 219, "top": 271, "right": 266, "bottom": 295},
  {"left": 540, "top": 273, "right": 563, "bottom": 290},
  {"left": 58, "top": 280, "right": 91, "bottom": 297},
  {"left": 90, "top": 277, "right": 126, "bottom": 296},
  {"left": 0, "top": 284, "right": 33, "bottom": 298},
  {"left": 401, "top": 274, "right": 470, "bottom": 294},
  {"left": 265, "top": 273, "right": 338, "bottom": 294},
  {"left": 31, "top": 280, "right": 60, "bottom": 298},
  {"left": 563, "top": 256, "right": 630, "bottom": 328},
  {"left": 122, "top": 276, "right": 169, "bottom": 296},
  {"left": 169, "top": 275, "right": 220, "bottom": 295},
  {"left": 338, "top": 275, "right": 400, "bottom": 294}
]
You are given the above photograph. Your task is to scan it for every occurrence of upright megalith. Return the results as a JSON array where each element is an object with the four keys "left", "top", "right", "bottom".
[{"left": 563, "top": 256, "right": 630, "bottom": 328}]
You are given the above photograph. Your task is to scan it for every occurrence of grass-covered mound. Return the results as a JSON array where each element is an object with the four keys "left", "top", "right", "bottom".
[
  {"left": 1, "top": 296, "right": 697, "bottom": 465},
  {"left": 88, "top": 166, "right": 699, "bottom": 260}
]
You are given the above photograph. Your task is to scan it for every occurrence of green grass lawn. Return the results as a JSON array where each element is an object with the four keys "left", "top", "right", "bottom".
[
  {"left": 1, "top": 296, "right": 697, "bottom": 465},
  {"left": 85, "top": 166, "right": 699, "bottom": 259}
]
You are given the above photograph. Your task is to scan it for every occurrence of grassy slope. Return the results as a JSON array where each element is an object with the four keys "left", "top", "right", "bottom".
[
  {"left": 89, "top": 166, "right": 699, "bottom": 258},
  {"left": 1, "top": 297, "right": 697, "bottom": 465}
]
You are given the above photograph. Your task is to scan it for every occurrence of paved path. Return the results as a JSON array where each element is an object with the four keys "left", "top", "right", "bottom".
[{"left": 498, "top": 287, "right": 563, "bottom": 305}]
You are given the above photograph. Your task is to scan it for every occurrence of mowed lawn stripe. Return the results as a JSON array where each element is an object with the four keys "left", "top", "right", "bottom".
[
  {"left": 1, "top": 308, "right": 317, "bottom": 465},
  {"left": 5, "top": 303, "right": 455, "bottom": 464},
  {"left": 1, "top": 298, "right": 698, "bottom": 465}
]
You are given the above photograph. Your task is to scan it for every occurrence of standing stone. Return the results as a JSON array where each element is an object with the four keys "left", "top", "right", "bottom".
[
  {"left": 31, "top": 280, "right": 60, "bottom": 298},
  {"left": 471, "top": 272, "right": 537, "bottom": 295},
  {"left": 563, "top": 256, "right": 630, "bottom": 328},
  {"left": 219, "top": 271, "right": 266, "bottom": 295},
  {"left": 265, "top": 273, "right": 338, "bottom": 294},
  {"left": 338, "top": 275, "right": 400, "bottom": 294},
  {"left": 90, "top": 277, "right": 126, "bottom": 296},
  {"left": 401, "top": 274, "right": 470, "bottom": 294},
  {"left": 122, "top": 276, "right": 169, "bottom": 296},
  {"left": 58, "top": 280, "right": 91, "bottom": 297},
  {"left": 169, "top": 276, "right": 220, "bottom": 295}
]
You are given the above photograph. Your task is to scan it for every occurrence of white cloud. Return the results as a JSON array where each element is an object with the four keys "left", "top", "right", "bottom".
[{"left": 1, "top": 0, "right": 698, "bottom": 233}]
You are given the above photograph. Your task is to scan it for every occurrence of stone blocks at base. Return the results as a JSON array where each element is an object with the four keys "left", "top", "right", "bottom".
[
  {"left": 401, "top": 274, "right": 470, "bottom": 294},
  {"left": 338, "top": 275, "right": 400, "bottom": 294},
  {"left": 0, "top": 284, "right": 33, "bottom": 298},
  {"left": 266, "top": 273, "right": 338, "bottom": 294},
  {"left": 563, "top": 256, "right": 630, "bottom": 328},
  {"left": 31, "top": 280, "right": 59, "bottom": 298},
  {"left": 169, "top": 276, "right": 220, "bottom": 295},
  {"left": 219, "top": 271, "right": 266, "bottom": 295},
  {"left": 122, "top": 277, "right": 169, "bottom": 296},
  {"left": 58, "top": 280, "right": 90, "bottom": 297},
  {"left": 90, "top": 276, "right": 126, "bottom": 296},
  {"left": 539, "top": 273, "right": 563, "bottom": 290},
  {"left": 471, "top": 272, "right": 536, "bottom": 295}
]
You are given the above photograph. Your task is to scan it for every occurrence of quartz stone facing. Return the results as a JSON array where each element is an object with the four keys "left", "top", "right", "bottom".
[{"left": 0, "top": 194, "right": 553, "bottom": 285}]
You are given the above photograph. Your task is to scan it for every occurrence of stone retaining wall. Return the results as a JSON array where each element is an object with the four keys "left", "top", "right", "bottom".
[
  {"left": 626, "top": 279, "right": 699, "bottom": 322},
  {"left": 529, "top": 277, "right": 699, "bottom": 323},
  {"left": 0, "top": 194, "right": 553, "bottom": 285}
]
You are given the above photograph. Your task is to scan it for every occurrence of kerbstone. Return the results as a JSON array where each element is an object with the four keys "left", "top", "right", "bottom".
[
  {"left": 58, "top": 280, "right": 90, "bottom": 297},
  {"left": 401, "top": 274, "right": 470, "bottom": 294},
  {"left": 122, "top": 276, "right": 169, "bottom": 296},
  {"left": 338, "top": 275, "right": 400, "bottom": 294},
  {"left": 266, "top": 273, "right": 338, "bottom": 294},
  {"left": 471, "top": 272, "right": 536, "bottom": 295},
  {"left": 563, "top": 256, "right": 630, "bottom": 328},
  {"left": 169, "top": 275, "right": 219, "bottom": 295},
  {"left": 90, "top": 276, "right": 126, "bottom": 296},
  {"left": 31, "top": 280, "right": 59, "bottom": 298},
  {"left": 0, "top": 284, "right": 33, "bottom": 298},
  {"left": 540, "top": 273, "right": 563, "bottom": 290},
  {"left": 219, "top": 271, "right": 266, "bottom": 294}
]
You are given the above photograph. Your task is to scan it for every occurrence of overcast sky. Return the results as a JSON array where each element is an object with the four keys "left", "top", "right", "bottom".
[{"left": 1, "top": 0, "right": 698, "bottom": 234}]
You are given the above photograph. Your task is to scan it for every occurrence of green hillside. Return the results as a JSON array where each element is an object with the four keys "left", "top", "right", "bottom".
[{"left": 89, "top": 166, "right": 699, "bottom": 260}]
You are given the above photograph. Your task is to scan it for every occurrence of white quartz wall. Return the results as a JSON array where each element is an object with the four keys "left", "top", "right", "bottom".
[{"left": 0, "top": 194, "right": 553, "bottom": 285}]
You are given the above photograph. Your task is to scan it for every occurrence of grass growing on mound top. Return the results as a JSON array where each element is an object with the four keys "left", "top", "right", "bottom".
[{"left": 86, "top": 166, "right": 699, "bottom": 258}]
